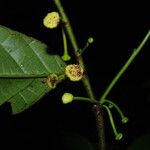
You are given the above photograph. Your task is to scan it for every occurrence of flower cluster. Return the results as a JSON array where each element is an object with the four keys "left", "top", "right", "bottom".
[
  {"left": 65, "top": 64, "right": 84, "bottom": 81},
  {"left": 43, "top": 12, "right": 60, "bottom": 29}
]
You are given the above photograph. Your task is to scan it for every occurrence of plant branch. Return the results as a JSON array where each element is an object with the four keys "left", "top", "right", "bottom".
[
  {"left": 53, "top": 1, "right": 106, "bottom": 150},
  {"left": 100, "top": 30, "right": 150, "bottom": 103},
  {"left": 54, "top": 0, "right": 95, "bottom": 99}
]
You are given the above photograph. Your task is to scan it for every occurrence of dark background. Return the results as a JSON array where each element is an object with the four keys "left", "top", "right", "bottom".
[{"left": 0, "top": 0, "right": 150, "bottom": 149}]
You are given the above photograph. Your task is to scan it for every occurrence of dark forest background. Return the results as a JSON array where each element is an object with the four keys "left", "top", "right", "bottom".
[{"left": 0, "top": 0, "right": 150, "bottom": 149}]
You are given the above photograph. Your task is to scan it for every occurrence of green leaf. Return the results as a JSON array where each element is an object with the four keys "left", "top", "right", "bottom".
[{"left": 0, "top": 25, "right": 66, "bottom": 114}]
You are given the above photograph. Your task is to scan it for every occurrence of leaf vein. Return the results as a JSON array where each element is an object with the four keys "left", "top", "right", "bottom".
[{"left": 22, "top": 37, "right": 51, "bottom": 73}]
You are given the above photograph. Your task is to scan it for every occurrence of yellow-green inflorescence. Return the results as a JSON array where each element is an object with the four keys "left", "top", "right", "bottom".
[
  {"left": 65, "top": 64, "right": 84, "bottom": 81},
  {"left": 43, "top": 12, "right": 60, "bottom": 29}
]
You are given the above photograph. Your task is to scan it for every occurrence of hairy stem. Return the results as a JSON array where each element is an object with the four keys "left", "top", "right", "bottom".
[
  {"left": 93, "top": 104, "right": 106, "bottom": 150},
  {"left": 100, "top": 30, "right": 150, "bottom": 103}
]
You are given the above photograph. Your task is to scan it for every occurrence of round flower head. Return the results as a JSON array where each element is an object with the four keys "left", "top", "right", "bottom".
[
  {"left": 43, "top": 12, "right": 60, "bottom": 29},
  {"left": 65, "top": 64, "right": 84, "bottom": 81},
  {"left": 62, "top": 93, "right": 74, "bottom": 104}
]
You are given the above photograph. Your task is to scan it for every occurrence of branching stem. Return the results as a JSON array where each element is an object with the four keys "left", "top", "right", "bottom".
[
  {"left": 54, "top": 0, "right": 95, "bottom": 99},
  {"left": 53, "top": 1, "right": 106, "bottom": 150},
  {"left": 100, "top": 30, "right": 150, "bottom": 103}
]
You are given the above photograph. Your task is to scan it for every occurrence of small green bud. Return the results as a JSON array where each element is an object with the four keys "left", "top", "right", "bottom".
[
  {"left": 121, "top": 117, "right": 128, "bottom": 124},
  {"left": 88, "top": 37, "right": 94, "bottom": 43},
  {"left": 62, "top": 54, "right": 71, "bottom": 61},
  {"left": 108, "top": 103, "right": 113, "bottom": 108},
  {"left": 115, "top": 133, "right": 123, "bottom": 140},
  {"left": 62, "top": 93, "right": 74, "bottom": 104}
]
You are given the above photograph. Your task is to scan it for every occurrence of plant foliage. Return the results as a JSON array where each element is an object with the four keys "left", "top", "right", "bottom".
[{"left": 0, "top": 25, "right": 66, "bottom": 114}]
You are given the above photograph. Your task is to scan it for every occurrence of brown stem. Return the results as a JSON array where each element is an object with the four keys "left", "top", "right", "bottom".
[{"left": 93, "top": 104, "right": 106, "bottom": 150}]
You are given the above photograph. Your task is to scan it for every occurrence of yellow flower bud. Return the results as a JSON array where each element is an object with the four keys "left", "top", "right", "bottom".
[
  {"left": 43, "top": 12, "right": 60, "bottom": 29},
  {"left": 65, "top": 64, "right": 84, "bottom": 81},
  {"left": 62, "top": 93, "right": 74, "bottom": 104}
]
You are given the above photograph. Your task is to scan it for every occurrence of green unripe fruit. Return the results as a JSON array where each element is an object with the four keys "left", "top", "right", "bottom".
[
  {"left": 115, "top": 133, "right": 123, "bottom": 140},
  {"left": 121, "top": 117, "right": 129, "bottom": 124},
  {"left": 62, "top": 93, "right": 74, "bottom": 104}
]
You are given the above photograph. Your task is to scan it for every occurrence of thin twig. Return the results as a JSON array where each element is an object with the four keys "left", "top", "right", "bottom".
[{"left": 100, "top": 30, "right": 150, "bottom": 103}]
